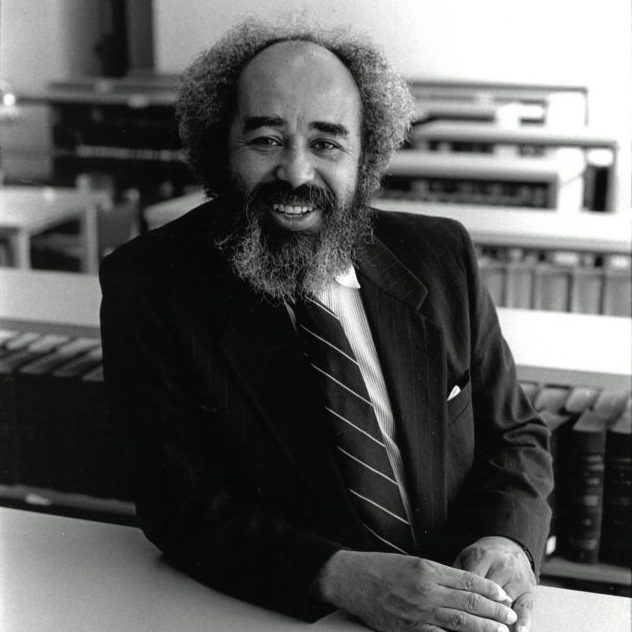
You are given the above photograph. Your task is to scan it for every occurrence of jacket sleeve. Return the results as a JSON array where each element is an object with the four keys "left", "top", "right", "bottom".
[
  {"left": 457, "top": 223, "right": 554, "bottom": 575},
  {"left": 99, "top": 254, "right": 340, "bottom": 620}
]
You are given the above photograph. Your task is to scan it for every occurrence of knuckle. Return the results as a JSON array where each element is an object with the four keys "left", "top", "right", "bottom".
[
  {"left": 459, "top": 572, "right": 474, "bottom": 591},
  {"left": 412, "top": 557, "right": 428, "bottom": 578},
  {"left": 448, "top": 611, "right": 467, "bottom": 629},
  {"left": 465, "top": 592, "right": 481, "bottom": 612}
]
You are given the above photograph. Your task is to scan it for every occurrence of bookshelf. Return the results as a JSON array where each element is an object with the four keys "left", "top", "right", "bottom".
[
  {"left": 16, "top": 76, "right": 191, "bottom": 195},
  {"left": 410, "top": 122, "right": 620, "bottom": 212},
  {"left": 4, "top": 269, "right": 626, "bottom": 386},
  {"left": 542, "top": 557, "right": 631, "bottom": 591},
  {"left": 383, "top": 150, "right": 585, "bottom": 209},
  {"left": 414, "top": 100, "right": 500, "bottom": 123},
  {"left": 409, "top": 79, "right": 588, "bottom": 107},
  {"left": 142, "top": 192, "right": 632, "bottom": 254},
  {"left": 408, "top": 79, "right": 588, "bottom": 125},
  {"left": 412, "top": 121, "right": 619, "bottom": 151},
  {"left": 377, "top": 200, "right": 631, "bottom": 253},
  {"left": 377, "top": 200, "right": 631, "bottom": 317},
  {"left": 142, "top": 195, "right": 631, "bottom": 318}
]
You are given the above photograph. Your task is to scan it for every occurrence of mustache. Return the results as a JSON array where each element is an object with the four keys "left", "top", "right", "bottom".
[{"left": 243, "top": 182, "right": 337, "bottom": 211}]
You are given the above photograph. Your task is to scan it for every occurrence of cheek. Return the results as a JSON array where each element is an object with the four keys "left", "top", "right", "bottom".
[
  {"left": 230, "top": 151, "right": 274, "bottom": 190},
  {"left": 327, "top": 161, "right": 359, "bottom": 203}
]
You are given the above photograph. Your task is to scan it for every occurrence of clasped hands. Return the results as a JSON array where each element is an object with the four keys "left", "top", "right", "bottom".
[{"left": 317, "top": 536, "right": 536, "bottom": 632}]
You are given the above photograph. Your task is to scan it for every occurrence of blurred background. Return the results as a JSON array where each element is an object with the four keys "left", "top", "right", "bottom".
[{"left": 0, "top": 0, "right": 630, "bottom": 598}]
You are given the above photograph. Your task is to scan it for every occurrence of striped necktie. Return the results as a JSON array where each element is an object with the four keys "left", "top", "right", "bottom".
[{"left": 294, "top": 294, "right": 414, "bottom": 554}]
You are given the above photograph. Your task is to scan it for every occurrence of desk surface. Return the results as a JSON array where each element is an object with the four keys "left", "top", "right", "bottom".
[
  {"left": 0, "top": 186, "right": 110, "bottom": 232},
  {"left": 0, "top": 269, "right": 101, "bottom": 338},
  {"left": 143, "top": 193, "right": 632, "bottom": 255},
  {"left": 0, "top": 268, "right": 630, "bottom": 390},
  {"left": 378, "top": 199, "right": 632, "bottom": 254},
  {"left": 1, "top": 507, "right": 629, "bottom": 632}
]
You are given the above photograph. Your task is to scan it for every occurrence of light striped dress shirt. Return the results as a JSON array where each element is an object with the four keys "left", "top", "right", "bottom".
[{"left": 289, "top": 267, "right": 416, "bottom": 541}]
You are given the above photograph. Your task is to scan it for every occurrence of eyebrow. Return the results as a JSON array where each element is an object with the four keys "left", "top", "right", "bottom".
[
  {"left": 241, "top": 116, "right": 350, "bottom": 137},
  {"left": 311, "top": 121, "right": 349, "bottom": 137},
  {"left": 242, "top": 116, "right": 284, "bottom": 133}
]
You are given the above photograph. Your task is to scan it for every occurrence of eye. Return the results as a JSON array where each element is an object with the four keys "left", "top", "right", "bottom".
[
  {"left": 248, "top": 136, "right": 283, "bottom": 150},
  {"left": 312, "top": 139, "right": 340, "bottom": 152}
]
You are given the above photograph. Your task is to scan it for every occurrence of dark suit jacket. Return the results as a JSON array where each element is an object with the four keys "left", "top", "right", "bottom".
[{"left": 100, "top": 200, "right": 553, "bottom": 619}]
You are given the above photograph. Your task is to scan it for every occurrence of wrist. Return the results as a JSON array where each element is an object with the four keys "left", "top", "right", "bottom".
[
  {"left": 312, "top": 549, "right": 353, "bottom": 607},
  {"left": 477, "top": 535, "right": 536, "bottom": 573}
]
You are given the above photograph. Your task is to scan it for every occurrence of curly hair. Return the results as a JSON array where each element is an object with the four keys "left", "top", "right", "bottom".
[{"left": 176, "top": 19, "right": 415, "bottom": 200}]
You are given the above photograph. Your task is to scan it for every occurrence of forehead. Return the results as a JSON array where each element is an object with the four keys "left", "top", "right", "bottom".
[{"left": 234, "top": 41, "right": 362, "bottom": 130}]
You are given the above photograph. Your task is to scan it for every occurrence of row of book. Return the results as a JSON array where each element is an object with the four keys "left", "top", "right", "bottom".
[
  {"left": 402, "top": 141, "right": 609, "bottom": 211},
  {"left": 477, "top": 247, "right": 631, "bottom": 316},
  {"left": 380, "top": 177, "right": 553, "bottom": 208},
  {"left": 520, "top": 381, "right": 631, "bottom": 567},
  {"left": 0, "top": 329, "right": 131, "bottom": 501},
  {"left": 0, "top": 328, "right": 630, "bottom": 570}
]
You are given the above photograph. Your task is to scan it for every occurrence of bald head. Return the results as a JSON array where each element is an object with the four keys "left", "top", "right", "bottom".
[{"left": 236, "top": 41, "right": 361, "bottom": 122}]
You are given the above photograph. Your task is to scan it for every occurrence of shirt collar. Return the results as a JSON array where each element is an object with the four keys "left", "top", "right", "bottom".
[{"left": 334, "top": 265, "right": 361, "bottom": 289}]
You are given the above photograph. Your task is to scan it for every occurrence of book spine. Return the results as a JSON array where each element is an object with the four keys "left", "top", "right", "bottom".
[
  {"left": 563, "top": 419, "right": 608, "bottom": 563},
  {"left": 601, "top": 405, "right": 631, "bottom": 566}
]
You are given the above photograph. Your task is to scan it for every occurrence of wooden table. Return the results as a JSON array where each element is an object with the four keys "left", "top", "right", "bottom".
[
  {"left": 0, "top": 186, "right": 110, "bottom": 273},
  {"left": 0, "top": 507, "right": 629, "bottom": 632}
]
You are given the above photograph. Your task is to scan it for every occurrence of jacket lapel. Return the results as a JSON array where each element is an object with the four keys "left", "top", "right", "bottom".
[
  {"left": 216, "top": 284, "right": 365, "bottom": 542},
  {"left": 357, "top": 236, "right": 448, "bottom": 553},
  {"left": 200, "top": 211, "right": 449, "bottom": 550}
]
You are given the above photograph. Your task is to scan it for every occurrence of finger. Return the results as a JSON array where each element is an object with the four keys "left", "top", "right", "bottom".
[
  {"left": 454, "top": 548, "right": 494, "bottom": 578},
  {"left": 436, "top": 607, "right": 512, "bottom": 632},
  {"left": 502, "top": 576, "right": 535, "bottom": 603},
  {"left": 440, "top": 566, "right": 510, "bottom": 603},
  {"left": 484, "top": 561, "right": 518, "bottom": 594},
  {"left": 452, "top": 588, "right": 518, "bottom": 627},
  {"left": 462, "top": 557, "right": 492, "bottom": 578},
  {"left": 511, "top": 591, "right": 535, "bottom": 632}
]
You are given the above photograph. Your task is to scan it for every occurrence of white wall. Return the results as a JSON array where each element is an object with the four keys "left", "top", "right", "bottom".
[
  {"left": 154, "top": 0, "right": 631, "bottom": 208},
  {"left": 154, "top": 0, "right": 631, "bottom": 128},
  {"left": 0, "top": 0, "right": 101, "bottom": 182},
  {"left": 0, "top": 0, "right": 100, "bottom": 93}
]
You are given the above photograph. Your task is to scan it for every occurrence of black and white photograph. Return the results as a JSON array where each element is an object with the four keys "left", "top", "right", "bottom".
[{"left": 0, "top": 2, "right": 630, "bottom": 631}]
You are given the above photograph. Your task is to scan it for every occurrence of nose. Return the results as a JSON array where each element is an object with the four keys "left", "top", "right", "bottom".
[{"left": 275, "top": 146, "right": 315, "bottom": 189}]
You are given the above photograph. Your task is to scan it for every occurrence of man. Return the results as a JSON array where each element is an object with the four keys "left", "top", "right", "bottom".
[{"left": 100, "top": 21, "right": 552, "bottom": 632}]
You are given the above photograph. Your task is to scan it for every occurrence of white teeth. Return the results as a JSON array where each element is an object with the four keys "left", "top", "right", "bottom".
[{"left": 272, "top": 203, "right": 313, "bottom": 215}]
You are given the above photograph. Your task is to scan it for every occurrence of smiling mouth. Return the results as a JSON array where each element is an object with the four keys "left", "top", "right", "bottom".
[{"left": 272, "top": 203, "right": 315, "bottom": 216}]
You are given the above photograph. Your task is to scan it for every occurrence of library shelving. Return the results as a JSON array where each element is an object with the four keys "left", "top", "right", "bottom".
[
  {"left": 0, "top": 268, "right": 629, "bottom": 594},
  {"left": 383, "top": 150, "right": 586, "bottom": 209},
  {"left": 409, "top": 122, "right": 621, "bottom": 212}
]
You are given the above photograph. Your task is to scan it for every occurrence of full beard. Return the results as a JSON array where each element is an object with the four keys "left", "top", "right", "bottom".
[{"left": 216, "top": 179, "right": 373, "bottom": 302}]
